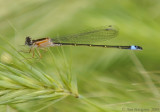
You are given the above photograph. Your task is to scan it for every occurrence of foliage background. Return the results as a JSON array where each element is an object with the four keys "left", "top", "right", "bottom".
[{"left": 0, "top": 0, "right": 160, "bottom": 112}]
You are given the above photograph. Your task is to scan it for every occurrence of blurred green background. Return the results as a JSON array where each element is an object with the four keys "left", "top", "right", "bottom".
[{"left": 0, "top": 0, "right": 160, "bottom": 112}]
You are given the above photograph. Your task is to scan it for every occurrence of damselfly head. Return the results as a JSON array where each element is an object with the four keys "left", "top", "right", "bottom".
[{"left": 25, "top": 36, "right": 32, "bottom": 46}]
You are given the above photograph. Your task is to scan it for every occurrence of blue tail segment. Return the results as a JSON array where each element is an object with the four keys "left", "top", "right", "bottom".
[{"left": 130, "top": 45, "right": 143, "bottom": 50}]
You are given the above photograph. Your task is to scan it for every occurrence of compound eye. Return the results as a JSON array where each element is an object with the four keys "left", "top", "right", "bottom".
[{"left": 25, "top": 36, "right": 32, "bottom": 45}]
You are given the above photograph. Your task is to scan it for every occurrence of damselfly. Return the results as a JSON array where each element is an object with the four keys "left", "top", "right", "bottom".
[{"left": 25, "top": 25, "right": 142, "bottom": 58}]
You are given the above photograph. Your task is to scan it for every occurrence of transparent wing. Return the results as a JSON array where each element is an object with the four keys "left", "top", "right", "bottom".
[{"left": 52, "top": 25, "right": 119, "bottom": 44}]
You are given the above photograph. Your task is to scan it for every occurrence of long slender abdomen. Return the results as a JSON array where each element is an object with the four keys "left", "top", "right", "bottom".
[{"left": 54, "top": 43, "right": 142, "bottom": 50}]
